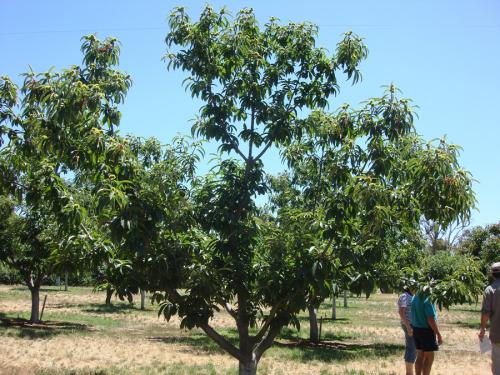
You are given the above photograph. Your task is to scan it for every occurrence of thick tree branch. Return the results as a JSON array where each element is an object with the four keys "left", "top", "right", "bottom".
[
  {"left": 201, "top": 323, "right": 244, "bottom": 362},
  {"left": 25, "top": 277, "right": 34, "bottom": 290},
  {"left": 224, "top": 301, "right": 238, "bottom": 320},
  {"left": 254, "top": 141, "right": 272, "bottom": 162},
  {"left": 253, "top": 301, "right": 283, "bottom": 344},
  {"left": 216, "top": 296, "right": 237, "bottom": 320},
  {"left": 248, "top": 108, "right": 255, "bottom": 160},
  {"left": 255, "top": 323, "right": 281, "bottom": 361},
  {"left": 164, "top": 288, "right": 243, "bottom": 361},
  {"left": 226, "top": 136, "right": 248, "bottom": 162},
  {"left": 163, "top": 287, "right": 243, "bottom": 360}
]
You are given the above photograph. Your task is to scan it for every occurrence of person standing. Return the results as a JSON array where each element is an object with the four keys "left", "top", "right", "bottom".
[
  {"left": 411, "top": 292, "right": 443, "bottom": 375},
  {"left": 479, "top": 262, "right": 500, "bottom": 375},
  {"left": 398, "top": 289, "right": 416, "bottom": 375}
]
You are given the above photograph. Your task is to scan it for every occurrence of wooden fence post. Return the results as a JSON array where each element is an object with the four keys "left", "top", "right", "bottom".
[
  {"left": 319, "top": 316, "right": 323, "bottom": 342},
  {"left": 40, "top": 294, "right": 48, "bottom": 321}
]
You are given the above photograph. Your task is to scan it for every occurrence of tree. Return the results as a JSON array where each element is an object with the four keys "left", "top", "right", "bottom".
[
  {"left": 150, "top": 6, "right": 477, "bottom": 374},
  {"left": 270, "top": 83, "right": 477, "bottom": 341},
  {"left": 0, "top": 35, "right": 132, "bottom": 322},
  {"left": 421, "top": 218, "right": 466, "bottom": 254},
  {"left": 154, "top": 6, "right": 369, "bottom": 374},
  {"left": 97, "top": 134, "right": 202, "bottom": 307},
  {"left": 404, "top": 251, "right": 485, "bottom": 310},
  {"left": 0, "top": 193, "right": 75, "bottom": 322},
  {"left": 457, "top": 223, "right": 500, "bottom": 275}
]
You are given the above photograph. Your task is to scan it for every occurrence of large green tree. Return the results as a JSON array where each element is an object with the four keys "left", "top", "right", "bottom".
[
  {"left": 149, "top": 5, "right": 477, "bottom": 374},
  {"left": 0, "top": 35, "right": 132, "bottom": 322},
  {"left": 270, "top": 85, "right": 477, "bottom": 341},
  {"left": 157, "top": 6, "right": 369, "bottom": 374}
]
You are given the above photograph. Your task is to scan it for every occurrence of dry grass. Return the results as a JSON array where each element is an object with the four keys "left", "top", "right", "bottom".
[{"left": 0, "top": 285, "right": 492, "bottom": 374}]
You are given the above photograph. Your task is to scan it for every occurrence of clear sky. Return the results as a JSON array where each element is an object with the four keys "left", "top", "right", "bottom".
[{"left": 1, "top": 0, "right": 499, "bottom": 227}]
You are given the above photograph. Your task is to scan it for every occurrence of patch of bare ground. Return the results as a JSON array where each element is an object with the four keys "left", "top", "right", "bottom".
[{"left": 0, "top": 333, "right": 492, "bottom": 375}]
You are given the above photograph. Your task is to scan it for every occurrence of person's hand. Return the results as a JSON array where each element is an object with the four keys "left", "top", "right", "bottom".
[
  {"left": 478, "top": 328, "right": 485, "bottom": 342},
  {"left": 437, "top": 333, "right": 443, "bottom": 345},
  {"left": 408, "top": 327, "right": 413, "bottom": 337}
]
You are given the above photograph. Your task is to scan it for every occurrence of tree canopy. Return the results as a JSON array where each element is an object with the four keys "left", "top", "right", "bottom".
[{"left": 0, "top": 5, "right": 481, "bottom": 375}]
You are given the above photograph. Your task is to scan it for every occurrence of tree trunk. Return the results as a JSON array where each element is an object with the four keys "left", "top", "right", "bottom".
[
  {"left": 64, "top": 271, "right": 68, "bottom": 292},
  {"left": 239, "top": 359, "right": 258, "bottom": 375},
  {"left": 105, "top": 287, "right": 113, "bottom": 305},
  {"left": 30, "top": 286, "right": 40, "bottom": 323},
  {"left": 308, "top": 305, "right": 319, "bottom": 343},
  {"left": 140, "top": 289, "right": 146, "bottom": 310},
  {"left": 343, "top": 290, "right": 348, "bottom": 308},
  {"left": 332, "top": 294, "right": 337, "bottom": 320}
]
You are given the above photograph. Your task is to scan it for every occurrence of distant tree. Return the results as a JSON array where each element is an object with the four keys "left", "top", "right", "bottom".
[
  {"left": 421, "top": 218, "right": 466, "bottom": 254},
  {"left": 405, "top": 251, "right": 485, "bottom": 310},
  {"left": 457, "top": 223, "right": 500, "bottom": 275},
  {"left": 0, "top": 194, "right": 78, "bottom": 322},
  {"left": 96, "top": 135, "right": 202, "bottom": 306},
  {"left": 372, "top": 227, "right": 426, "bottom": 294}
]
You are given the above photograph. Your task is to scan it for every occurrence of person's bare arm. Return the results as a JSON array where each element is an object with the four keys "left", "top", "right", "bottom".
[
  {"left": 427, "top": 316, "right": 443, "bottom": 345},
  {"left": 478, "top": 313, "right": 489, "bottom": 341},
  {"left": 399, "top": 306, "right": 413, "bottom": 336},
  {"left": 479, "top": 288, "right": 491, "bottom": 341}
]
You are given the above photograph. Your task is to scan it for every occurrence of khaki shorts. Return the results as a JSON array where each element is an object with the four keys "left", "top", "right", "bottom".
[{"left": 494, "top": 342, "right": 500, "bottom": 375}]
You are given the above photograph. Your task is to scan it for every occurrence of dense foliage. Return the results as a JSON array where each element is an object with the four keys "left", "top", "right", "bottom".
[
  {"left": 0, "top": 35, "right": 133, "bottom": 321},
  {"left": 0, "top": 5, "right": 484, "bottom": 375},
  {"left": 458, "top": 223, "right": 500, "bottom": 276}
]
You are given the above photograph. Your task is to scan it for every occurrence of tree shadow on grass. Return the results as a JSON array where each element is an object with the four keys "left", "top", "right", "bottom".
[
  {"left": 278, "top": 325, "right": 356, "bottom": 341},
  {"left": 272, "top": 340, "right": 404, "bottom": 363},
  {"left": 0, "top": 312, "right": 90, "bottom": 339},
  {"left": 321, "top": 301, "right": 362, "bottom": 310},
  {"left": 10, "top": 286, "right": 62, "bottom": 293},
  {"left": 147, "top": 329, "right": 401, "bottom": 364},
  {"left": 46, "top": 301, "right": 141, "bottom": 314},
  {"left": 297, "top": 315, "right": 351, "bottom": 324},
  {"left": 81, "top": 303, "right": 140, "bottom": 314},
  {"left": 450, "top": 306, "right": 481, "bottom": 313},
  {"left": 147, "top": 334, "right": 231, "bottom": 354},
  {"left": 453, "top": 320, "right": 481, "bottom": 330}
]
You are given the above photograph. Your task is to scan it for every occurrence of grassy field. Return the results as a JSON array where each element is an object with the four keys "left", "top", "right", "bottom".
[{"left": 0, "top": 285, "right": 491, "bottom": 375}]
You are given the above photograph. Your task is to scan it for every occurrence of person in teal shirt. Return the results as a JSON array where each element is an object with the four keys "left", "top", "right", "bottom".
[{"left": 411, "top": 293, "right": 443, "bottom": 375}]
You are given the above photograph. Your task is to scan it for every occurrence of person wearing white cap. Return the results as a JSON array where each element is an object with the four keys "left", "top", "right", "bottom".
[{"left": 479, "top": 262, "right": 500, "bottom": 374}]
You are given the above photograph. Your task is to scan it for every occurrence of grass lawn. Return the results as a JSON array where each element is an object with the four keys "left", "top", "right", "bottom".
[{"left": 0, "top": 285, "right": 491, "bottom": 374}]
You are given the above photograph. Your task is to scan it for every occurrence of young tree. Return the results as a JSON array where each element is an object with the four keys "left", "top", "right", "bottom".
[
  {"left": 0, "top": 193, "right": 77, "bottom": 322},
  {"left": 404, "top": 251, "right": 485, "bottom": 310}
]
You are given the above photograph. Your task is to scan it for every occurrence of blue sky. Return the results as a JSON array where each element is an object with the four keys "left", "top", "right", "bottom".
[{"left": 1, "top": 0, "right": 499, "bottom": 227}]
